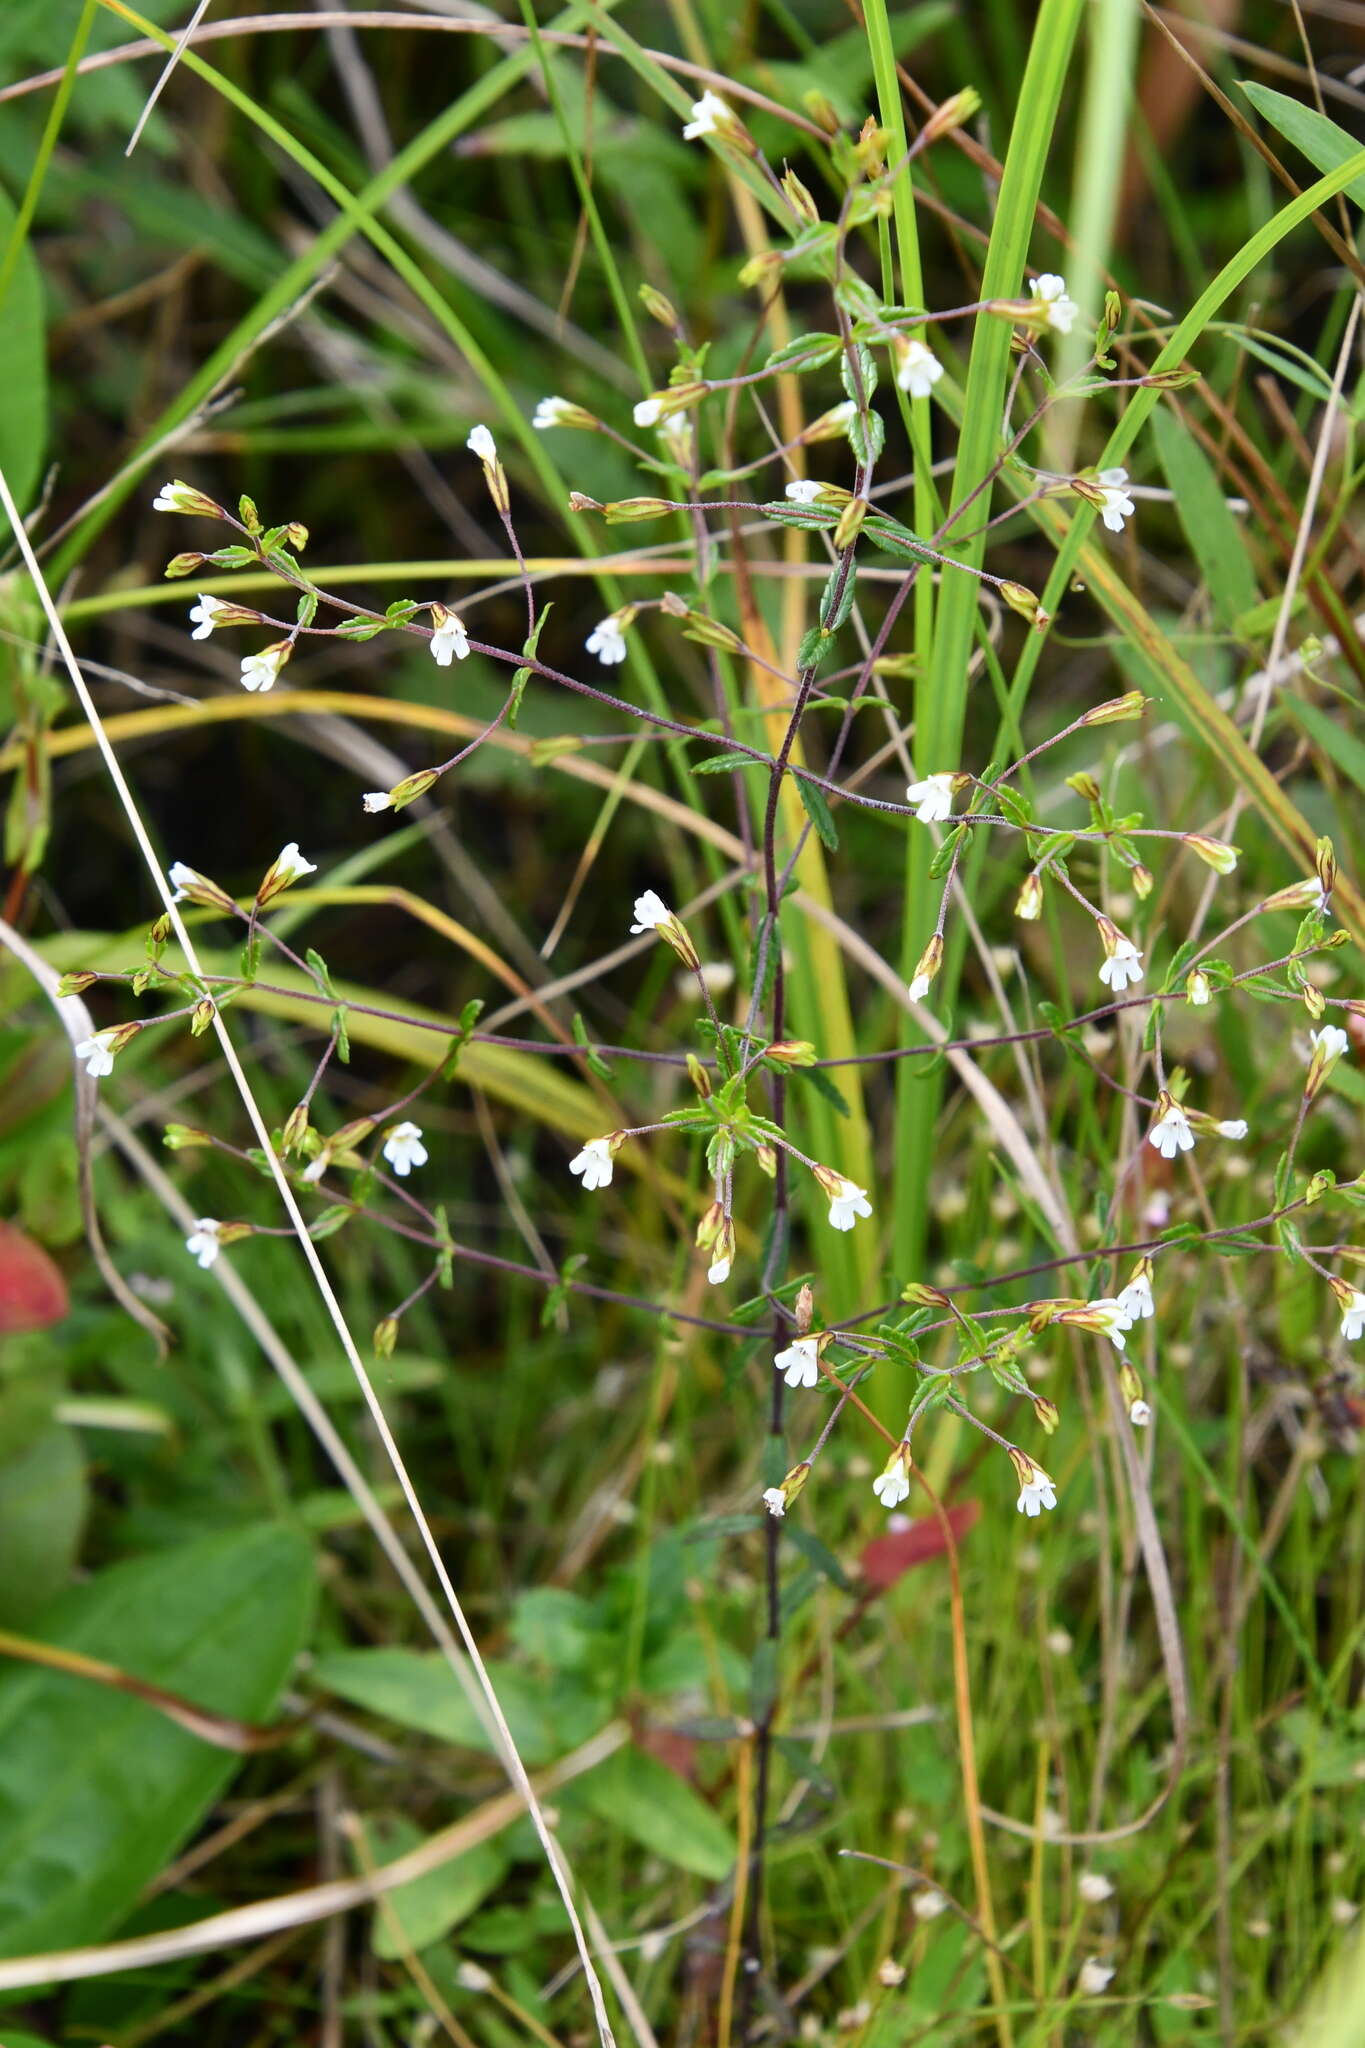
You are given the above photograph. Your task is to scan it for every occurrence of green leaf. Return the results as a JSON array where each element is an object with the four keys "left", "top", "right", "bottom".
[
  {"left": 310, "top": 1647, "right": 603, "bottom": 1765},
  {"left": 0, "top": 1522, "right": 314, "bottom": 1957},
  {"left": 1281, "top": 692, "right": 1365, "bottom": 801},
  {"left": 366, "top": 1816, "right": 508, "bottom": 1959},
  {"left": 573, "top": 1745, "right": 735, "bottom": 1879},
  {"left": 1152, "top": 407, "right": 1258, "bottom": 631},
  {"left": 0, "top": 185, "right": 48, "bottom": 521},
  {"left": 0, "top": 1422, "right": 86, "bottom": 1626},
  {"left": 796, "top": 773, "right": 839, "bottom": 851},
  {"left": 1242, "top": 83, "right": 1365, "bottom": 209}
]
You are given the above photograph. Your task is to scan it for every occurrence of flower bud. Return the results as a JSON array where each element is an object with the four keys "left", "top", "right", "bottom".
[
  {"left": 695, "top": 1200, "right": 723, "bottom": 1250},
  {"left": 738, "top": 249, "right": 784, "bottom": 289},
  {"left": 795, "top": 1282, "right": 815, "bottom": 1335},
  {"left": 902, "top": 1281, "right": 950, "bottom": 1307},
  {"left": 766, "top": 1040, "right": 817, "bottom": 1068},
  {"left": 1186, "top": 969, "right": 1211, "bottom": 1007},
  {"left": 803, "top": 399, "right": 858, "bottom": 444},
  {"left": 1032, "top": 1395, "right": 1060, "bottom": 1434},
  {"left": 373, "top": 1316, "right": 399, "bottom": 1359},
  {"left": 1186, "top": 834, "right": 1239, "bottom": 875},
  {"left": 999, "top": 581, "right": 1047, "bottom": 628},
  {"left": 921, "top": 86, "right": 982, "bottom": 143},
  {"left": 637, "top": 283, "right": 678, "bottom": 329},
  {"left": 164, "top": 1123, "right": 213, "bottom": 1149},
  {"left": 1303, "top": 980, "right": 1326, "bottom": 1020},
  {"left": 567, "top": 491, "right": 604, "bottom": 513},
  {"left": 686, "top": 1053, "right": 712, "bottom": 1099},
  {"left": 163, "top": 551, "right": 207, "bottom": 579},
  {"left": 57, "top": 969, "right": 98, "bottom": 996},
  {"left": 1316, "top": 835, "right": 1336, "bottom": 903},
  {"left": 1131, "top": 864, "right": 1154, "bottom": 900},
  {"left": 285, "top": 521, "right": 309, "bottom": 551},
  {"left": 755, "top": 1144, "right": 778, "bottom": 1177},
  {"left": 780, "top": 169, "right": 820, "bottom": 226},
  {"left": 908, "top": 933, "right": 943, "bottom": 1002},
  {"left": 389, "top": 768, "right": 440, "bottom": 810},
  {"left": 1305, "top": 1024, "right": 1348, "bottom": 1100},
  {"left": 1081, "top": 690, "right": 1147, "bottom": 726},
  {"left": 152, "top": 480, "right": 224, "bottom": 519},
  {"left": 632, "top": 382, "right": 707, "bottom": 430},
  {"left": 802, "top": 89, "right": 841, "bottom": 134},
  {"left": 1015, "top": 873, "right": 1043, "bottom": 922},
  {"left": 190, "top": 998, "right": 216, "bottom": 1037},
  {"left": 833, "top": 495, "right": 869, "bottom": 551},
  {"left": 603, "top": 497, "right": 675, "bottom": 523},
  {"left": 1103, "top": 289, "right": 1122, "bottom": 331},
  {"left": 281, "top": 1103, "right": 311, "bottom": 1155}
]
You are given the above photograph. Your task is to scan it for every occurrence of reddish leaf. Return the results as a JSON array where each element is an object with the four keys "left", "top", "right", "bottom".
[
  {"left": 859, "top": 1501, "right": 980, "bottom": 1591},
  {"left": 0, "top": 1222, "right": 69, "bottom": 1332}
]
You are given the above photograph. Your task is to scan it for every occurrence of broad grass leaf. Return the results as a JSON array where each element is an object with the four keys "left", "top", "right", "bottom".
[
  {"left": 1282, "top": 692, "right": 1365, "bottom": 802},
  {"left": 0, "top": 186, "right": 47, "bottom": 520},
  {"left": 571, "top": 1744, "right": 734, "bottom": 1879},
  {"left": 1242, "top": 84, "right": 1365, "bottom": 209},
  {"left": 366, "top": 1816, "right": 508, "bottom": 1960},
  {"left": 1152, "top": 408, "right": 1258, "bottom": 631},
  {"left": 0, "top": 1521, "right": 314, "bottom": 1957}
]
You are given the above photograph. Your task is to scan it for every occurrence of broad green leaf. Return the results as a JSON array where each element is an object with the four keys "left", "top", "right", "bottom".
[
  {"left": 0, "top": 1422, "right": 85, "bottom": 1625},
  {"left": 310, "top": 1647, "right": 605, "bottom": 1766},
  {"left": 0, "top": 1522, "right": 314, "bottom": 1956},
  {"left": 1282, "top": 692, "right": 1365, "bottom": 801},
  {"left": 1242, "top": 83, "right": 1365, "bottom": 209},
  {"left": 1152, "top": 407, "right": 1259, "bottom": 632},
  {"left": 365, "top": 1816, "right": 508, "bottom": 1959},
  {"left": 572, "top": 1744, "right": 734, "bottom": 1880},
  {"left": 0, "top": 186, "right": 47, "bottom": 521}
]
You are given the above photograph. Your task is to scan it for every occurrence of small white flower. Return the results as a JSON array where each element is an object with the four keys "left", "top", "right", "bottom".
[
  {"left": 707, "top": 1248, "right": 732, "bottom": 1285},
  {"left": 1016, "top": 1462, "right": 1058, "bottom": 1517},
  {"left": 152, "top": 482, "right": 182, "bottom": 511},
  {"left": 467, "top": 424, "right": 497, "bottom": 462},
  {"left": 429, "top": 611, "right": 470, "bottom": 665},
  {"left": 1129, "top": 1399, "right": 1152, "bottom": 1426},
  {"left": 911, "top": 1888, "right": 949, "bottom": 1921},
  {"left": 1149, "top": 1099, "right": 1195, "bottom": 1160},
  {"left": 632, "top": 397, "right": 663, "bottom": 428},
  {"left": 1218, "top": 1119, "right": 1248, "bottom": 1140},
  {"left": 362, "top": 791, "right": 393, "bottom": 813},
  {"left": 240, "top": 648, "right": 284, "bottom": 693},
  {"left": 1077, "top": 1958, "right": 1115, "bottom": 1997},
  {"left": 301, "top": 1154, "right": 330, "bottom": 1185},
  {"left": 1341, "top": 1289, "right": 1365, "bottom": 1342},
  {"left": 785, "top": 479, "right": 824, "bottom": 504},
  {"left": 1096, "top": 468, "right": 1135, "bottom": 533},
  {"left": 382, "top": 1121, "right": 428, "bottom": 1177},
  {"left": 74, "top": 1030, "right": 118, "bottom": 1079},
  {"left": 1098, "top": 938, "right": 1144, "bottom": 992},
  {"left": 630, "top": 890, "right": 670, "bottom": 933},
  {"left": 873, "top": 1463, "right": 911, "bottom": 1510},
  {"left": 682, "top": 90, "right": 730, "bottom": 140},
  {"left": 1311, "top": 1025, "right": 1349, "bottom": 1064},
  {"left": 905, "top": 773, "right": 956, "bottom": 825},
  {"left": 908, "top": 972, "right": 932, "bottom": 1002},
  {"left": 168, "top": 860, "right": 199, "bottom": 901},
  {"left": 1078, "top": 1873, "right": 1114, "bottom": 1904},
  {"left": 533, "top": 397, "right": 573, "bottom": 430},
  {"left": 1089, "top": 1297, "right": 1134, "bottom": 1350},
  {"left": 896, "top": 338, "right": 943, "bottom": 400},
  {"left": 762, "top": 1486, "right": 787, "bottom": 1518},
  {"left": 586, "top": 615, "right": 628, "bottom": 665},
  {"left": 827, "top": 1178, "right": 873, "bottom": 1232},
  {"left": 1029, "top": 272, "right": 1078, "bottom": 334},
  {"left": 185, "top": 1219, "right": 222, "bottom": 1270},
  {"left": 1117, "top": 1272, "right": 1154, "bottom": 1322},
  {"left": 569, "top": 1137, "right": 615, "bottom": 1192},
  {"left": 188, "top": 593, "right": 226, "bottom": 640},
  {"left": 774, "top": 1336, "right": 821, "bottom": 1389},
  {"left": 271, "top": 843, "right": 317, "bottom": 888}
]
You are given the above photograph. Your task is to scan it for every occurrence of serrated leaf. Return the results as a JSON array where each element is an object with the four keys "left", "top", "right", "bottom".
[
  {"left": 0, "top": 1523, "right": 314, "bottom": 1957},
  {"left": 796, "top": 774, "right": 839, "bottom": 851},
  {"left": 764, "top": 333, "right": 841, "bottom": 374}
]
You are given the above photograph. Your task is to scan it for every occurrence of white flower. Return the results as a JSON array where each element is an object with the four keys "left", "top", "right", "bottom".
[
  {"left": 1098, "top": 937, "right": 1144, "bottom": 992},
  {"left": 774, "top": 1337, "right": 821, "bottom": 1389},
  {"left": 301, "top": 1154, "right": 330, "bottom": 1185},
  {"left": 1218, "top": 1119, "right": 1248, "bottom": 1140},
  {"left": 632, "top": 397, "right": 663, "bottom": 428},
  {"left": 911, "top": 1888, "right": 949, "bottom": 1921},
  {"left": 188, "top": 594, "right": 226, "bottom": 640},
  {"left": 586, "top": 615, "right": 628, "bottom": 665},
  {"left": 761, "top": 1486, "right": 787, "bottom": 1518},
  {"left": 168, "top": 860, "right": 199, "bottom": 901},
  {"left": 362, "top": 791, "right": 393, "bottom": 813},
  {"left": 1029, "top": 272, "right": 1078, "bottom": 334},
  {"left": 896, "top": 338, "right": 943, "bottom": 400},
  {"left": 1077, "top": 1959, "right": 1115, "bottom": 1996},
  {"left": 429, "top": 611, "right": 470, "bottom": 666},
  {"left": 908, "top": 972, "right": 932, "bottom": 1002},
  {"left": 630, "top": 890, "right": 670, "bottom": 933},
  {"left": 682, "top": 90, "right": 730, "bottom": 140},
  {"left": 1149, "top": 1099, "right": 1195, "bottom": 1160},
  {"left": 1078, "top": 1873, "right": 1114, "bottom": 1904},
  {"left": 271, "top": 843, "right": 317, "bottom": 888},
  {"left": 827, "top": 1179, "right": 873, "bottom": 1232},
  {"left": 707, "top": 1251, "right": 731, "bottom": 1285},
  {"left": 1341, "top": 1290, "right": 1365, "bottom": 1342},
  {"left": 1129, "top": 1399, "right": 1152, "bottom": 1426},
  {"left": 74, "top": 1030, "right": 118, "bottom": 1079},
  {"left": 785, "top": 479, "right": 824, "bottom": 504},
  {"left": 873, "top": 1463, "right": 911, "bottom": 1509},
  {"left": 1016, "top": 1462, "right": 1058, "bottom": 1517},
  {"left": 1089, "top": 1297, "right": 1134, "bottom": 1350},
  {"left": 152, "top": 479, "right": 199, "bottom": 512},
  {"left": 240, "top": 648, "right": 283, "bottom": 692},
  {"left": 569, "top": 1137, "right": 615, "bottom": 1191},
  {"left": 1311, "top": 1025, "right": 1349, "bottom": 1064},
  {"left": 185, "top": 1219, "right": 222, "bottom": 1270},
  {"left": 905, "top": 773, "right": 956, "bottom": 824},
  {"left": 382, "top": 1121, "right": 428, "bottom": 1177},
  {"left": 533, "top": 397, "right": 573, "bottom": 430},
  {"left": 467, "top": 424, "right": 497, "bottom": 461},
  {"left": 1096, "top": 468, "right": 1135, "bottom": 533},
  {"left": 1116, "top": 1272, "right": 1154, "bottom": 1322}
]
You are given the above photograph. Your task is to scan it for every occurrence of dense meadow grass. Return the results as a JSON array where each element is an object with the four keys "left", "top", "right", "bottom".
[{"left": 0, "top": 0, "right": 1363, "bottom": 2042}]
